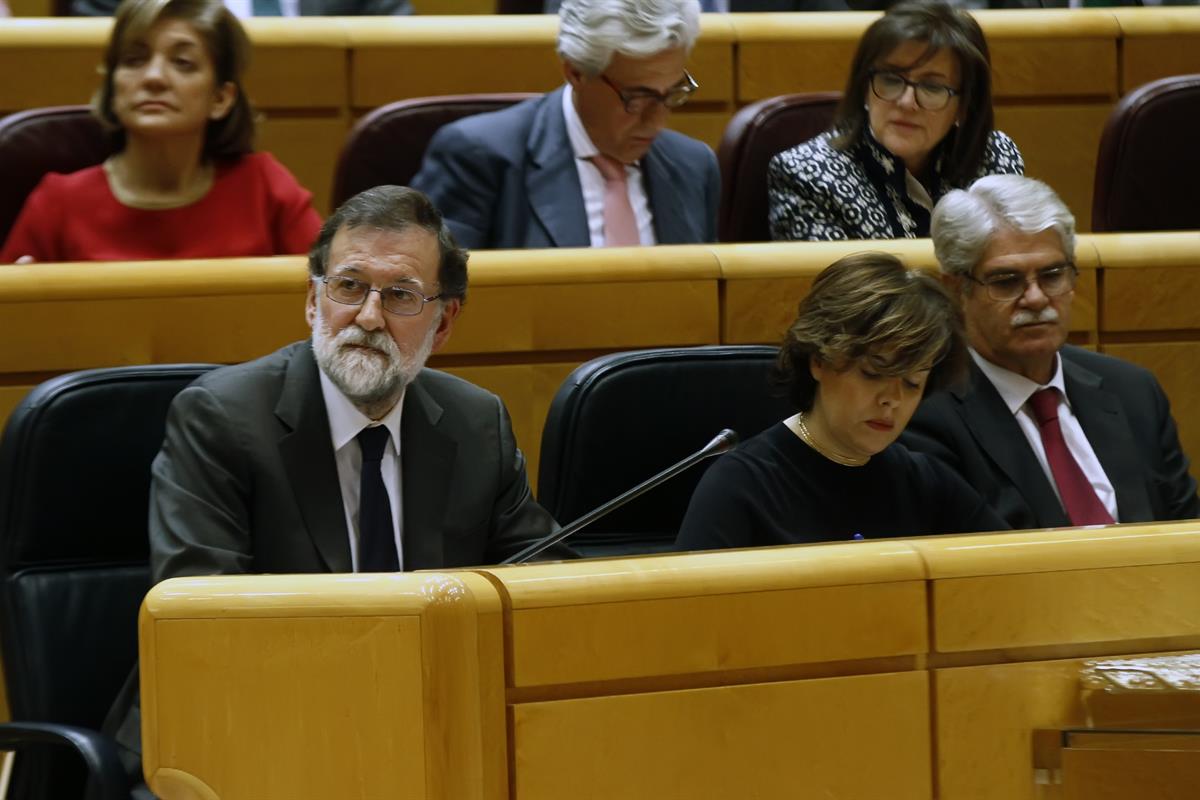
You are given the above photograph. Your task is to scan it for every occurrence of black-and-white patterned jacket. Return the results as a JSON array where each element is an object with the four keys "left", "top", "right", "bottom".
[{"left": 767, "top": 127, "right": 1024, "bottom": 241}]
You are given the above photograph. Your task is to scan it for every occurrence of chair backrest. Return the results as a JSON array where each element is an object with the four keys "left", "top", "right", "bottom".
[
  {"left": 537, "top": 346, "right": 793, "bottom": 557},
  {"left": 0, "top": 364, "right": 216, "bottom": 800},
  {"left": 1092, "top": 74, "right": 1200, "bottom": 232},
  {"left": 717, "top": 93, "right": 840, "bottom": 243},
  {"left": 0, "top": 106, "right": 112, "bottom": 247},
  {"left": 331, "top": 93, "right": 537, "bottom": 210}
]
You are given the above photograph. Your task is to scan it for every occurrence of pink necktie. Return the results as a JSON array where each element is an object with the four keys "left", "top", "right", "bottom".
[
  {"left": 590, "top": 155, "right": 640, "bottom": 247},
  {"left": 1028, "top": 388, "right": 1115, "bottom": 526}
]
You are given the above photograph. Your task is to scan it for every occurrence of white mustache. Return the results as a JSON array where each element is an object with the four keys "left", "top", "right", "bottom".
[
  {"left": 1011, "top": 307, "right": 1059, "bottom": 328},
  {"left": 335, "top": 324, "right": 398, "bottom": 357}
]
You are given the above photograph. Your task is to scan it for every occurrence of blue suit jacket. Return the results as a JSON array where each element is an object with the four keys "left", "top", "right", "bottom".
[{"left": 411, "top": 87, "right": 720, "bottom": 249}]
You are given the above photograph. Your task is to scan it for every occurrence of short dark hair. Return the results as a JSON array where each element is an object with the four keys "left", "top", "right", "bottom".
[
  {"left": 93, "top": 0, "right": 254, "bottom": 159},
  {"left": 308, "top": 185, "right": 469, "bottom": 303},
  {"left": 775, "top": 252, "right": 968, "bottom": 412},
  {"left": 832, "top": 0, "right": 995, "bottom": 186}
]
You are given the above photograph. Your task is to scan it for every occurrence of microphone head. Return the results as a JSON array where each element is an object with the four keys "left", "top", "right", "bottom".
[{"left": 705, "top": 428, "right": 739, "bottom": 456}]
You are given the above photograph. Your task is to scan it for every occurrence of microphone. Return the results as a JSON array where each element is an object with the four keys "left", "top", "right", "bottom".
[{"left": 503, "top": 428, "right": 739, "bottom": 565}]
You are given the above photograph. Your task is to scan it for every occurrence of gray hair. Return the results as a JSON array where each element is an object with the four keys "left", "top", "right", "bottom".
[
  {"left": 556, "top": 0, "right": 701, "bottom": 77},
  {"left": 931, "top": 174, "right": 1076, "bottom": 279}
]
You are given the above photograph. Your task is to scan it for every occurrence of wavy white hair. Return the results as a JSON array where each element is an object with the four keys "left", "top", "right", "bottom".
[
  {"left": 931, "top": 175, "right": 1077, "bottom": 280},
  {"left": 556, "top": 0, "right": 701, "bottom": 77}
]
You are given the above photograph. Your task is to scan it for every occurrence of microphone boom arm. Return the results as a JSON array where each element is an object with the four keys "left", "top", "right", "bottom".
[{"left": 503, "top": 428, "right": 739, "bottom": 565}]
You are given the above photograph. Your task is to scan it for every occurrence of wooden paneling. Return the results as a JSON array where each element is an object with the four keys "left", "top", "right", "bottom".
[
  {"left": 1114, "top": 8, "right": 1200, "bottom": 94},
  {"left": 935, "top": 658, "right": 1091, "bottom": 800},
  {"left": 141, "top": 572, "right": 507, "bottom": 800},
  {"left": 994, "top": 104, "right": 1113, "bottom": 234},
  {"left": 0, "top": 20, "right": 108, "bottom": 112},
  {"left": 510, "top": 672, "right": 932, "bottom": 800},
  {"left": 257, "top": 115, "right": 348, "bottom": 216}
]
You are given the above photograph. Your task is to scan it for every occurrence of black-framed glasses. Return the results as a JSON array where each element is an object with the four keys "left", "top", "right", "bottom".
[
  {"left": 869, "top": 70, "right": 959, "bottom": 111},
  {"left": 599, "top": 71, "right": 699, "bottom": 114},
  {"left": 964, "top": 264, "right": 1078, "bottom": 302},
  {"left": 320, "top": 276, "right": 442, "bottom": 316}
]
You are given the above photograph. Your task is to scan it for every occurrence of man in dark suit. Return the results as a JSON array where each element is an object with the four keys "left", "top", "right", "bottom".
[
  {"left": 110, "top": 186, "right": 560, "bottom": 798},
  {"left": 72, "top": 0, "right": 412, "bottom": 18},
  {"left": 149, "top": 184, "right": 558, "bottom": 580},
  {"left": 411, "top": 0, "right": 719, "bottom": 249},
  {"left": 902, "top": 175, "right": 1199, "bottom": 530}
]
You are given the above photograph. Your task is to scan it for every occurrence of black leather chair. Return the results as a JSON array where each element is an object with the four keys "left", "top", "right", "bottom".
[
  {"left": 717, "top": 92, "right": 840, "bottom": 242},
  {"left": 0, "top": 364, "right": 216, "bottom": 800},
  {"left": 331, "top": 93, "right": 536, "bottom": 210},
  {"left": 1092, "top": 73, "right": 1200, "bottom": 232},
  {"left": 537, "top": 346, "right": 794, "bottom": 557},
  {"left": 0, "top": 106, "right": 112, "bottom": 247}
]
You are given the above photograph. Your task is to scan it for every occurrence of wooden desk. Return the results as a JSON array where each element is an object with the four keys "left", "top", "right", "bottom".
[{"left": 139, "top": 523, "right": 1200, "bottom": 800}]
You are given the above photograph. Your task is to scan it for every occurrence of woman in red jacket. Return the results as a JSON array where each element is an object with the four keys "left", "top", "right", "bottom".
[{"left": 2, "top": 0, "right": 321, "bottom": 264}]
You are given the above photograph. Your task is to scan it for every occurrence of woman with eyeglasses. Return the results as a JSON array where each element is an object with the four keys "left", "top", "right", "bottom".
[
  {"left": 675, "top": 252, "right": 1007, "bottom": 553},
  {"left": 1, "top": 0, "right": 321, "bottom": 264},
  {"left": 766, "top": 0, "right": 1023, "bottom": 242}
]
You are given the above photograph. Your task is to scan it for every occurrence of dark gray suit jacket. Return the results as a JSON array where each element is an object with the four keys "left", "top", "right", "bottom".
[
  {"left": 410, "top": 86, "right": 720, "bottom": 249},
  {"left": 111, "top": 341, "right": 557, "bottom": 784},
  {"left": 901, "top": 345, "right": 1200, "bottom": 531},
  {"left": 149, "top": 339, "right": 557, "bottom": 581}
]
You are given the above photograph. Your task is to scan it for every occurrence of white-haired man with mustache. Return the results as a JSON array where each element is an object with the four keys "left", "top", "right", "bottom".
[{"left": 902, "top": 175, "right": 1198, "bottom": 530}]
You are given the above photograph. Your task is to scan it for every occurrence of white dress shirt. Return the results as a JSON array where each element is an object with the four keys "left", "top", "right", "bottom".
[
  {"left": 318, "top": 370, "right": 405, "bottom": 570},
  {"left": 562, "top": 84, "right": 656, "bottom": 247},
  {"left": 971, "top": 349, "right": 1119, "bottom": 521}
]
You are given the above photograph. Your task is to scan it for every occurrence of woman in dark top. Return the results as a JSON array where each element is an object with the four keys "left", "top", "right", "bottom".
[
  {"left": 676, "top": 252, "right": 1007, "bottom": 552},
  {"left": 767, "top": 0, "right": 1023, "bottom": 242}
]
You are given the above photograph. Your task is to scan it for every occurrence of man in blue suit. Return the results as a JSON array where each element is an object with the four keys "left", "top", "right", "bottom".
[{"left": 412, "top": 0, "right": 720, "bottom": 249}]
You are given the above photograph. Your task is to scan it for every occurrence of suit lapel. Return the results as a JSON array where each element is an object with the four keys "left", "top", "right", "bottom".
[
  {"left": 956, "top": 365, "right": 1070, "bottom": 527},
  {"left": 275, "top": 342, "right": 353, "bottom": 572},
  {"left": 400, "top": 375, "right": 457, "bottom": 570},
  {"left": 526, "top": 87, "right": 590, "bottom": 247},
  {"left": 642, "top": 141, "right": 694, "bottom": 244},
  {"left": 1063, "top": 356, "right": 1153, "bottom": 521}
]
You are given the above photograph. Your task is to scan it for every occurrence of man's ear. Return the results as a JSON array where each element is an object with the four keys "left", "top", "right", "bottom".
[
  {"left": 430, "top": 298, "right": 462, "bottom": 353},
  {"left": 562, "top": 60, "right": 584, "bottom": 90},
  {"left": 942, "top": 272, "right": 967, "bottom": 298},
  {"left": 305, "top": 280, "right": 317, "bottom": 329}
]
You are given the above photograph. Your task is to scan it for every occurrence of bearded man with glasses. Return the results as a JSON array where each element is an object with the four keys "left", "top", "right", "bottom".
[
  {"left": 902, "top": 175, "right": 1199, "bottom": 530},
  {"left": 412, "top": 0, "right": 719, "bottom": 250}
]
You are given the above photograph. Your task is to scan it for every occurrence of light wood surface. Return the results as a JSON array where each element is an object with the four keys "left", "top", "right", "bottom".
[
  {"left": 138, "top": 524, "right": 1200, "bottom": 799},
  {"left": 1, "top": 233, "right": 1198, "bottom": 490},
  {"left": 140, "top": 572, "right": 507, "bottom": 800}
]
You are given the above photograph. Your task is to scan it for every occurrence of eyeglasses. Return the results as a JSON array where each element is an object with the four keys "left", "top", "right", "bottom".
[
  {"left": 319, "top": 276, "right": 442, "bottom": 316},
  {"left": 963, "top": 264, "right": 1078, "bottom": 302},
  {"left": 869, "top": 70, "right": 959, "bottom": 111},
  {"left": 599, "top": 71, "right": 699, "bottom": 114}
]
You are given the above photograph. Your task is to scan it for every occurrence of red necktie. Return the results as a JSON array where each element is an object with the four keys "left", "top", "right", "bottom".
[
  {"left": 590, "top": 155, "right": 640, "bottom": 247},
  {"left": 1028, "top": 388, "right": 1115, "bottom": 526}
]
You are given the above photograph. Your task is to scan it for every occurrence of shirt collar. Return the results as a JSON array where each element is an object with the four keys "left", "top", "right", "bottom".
[
  {"left": 317, "top": 368, "right": 405, "bottom": 454},
  {"left": 970, "top": 347, "right": 1067, "bottom": 416},
  {"left": 563, "top": 83, "right": 600, "bottom": 161}
]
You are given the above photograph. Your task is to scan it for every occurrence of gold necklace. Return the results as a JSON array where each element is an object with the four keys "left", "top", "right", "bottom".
[{"left": 787, "top": 412, "right": 868, "bottom": 468}]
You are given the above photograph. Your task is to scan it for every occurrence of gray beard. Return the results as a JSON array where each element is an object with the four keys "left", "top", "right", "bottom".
[{"left": 311, "top": 305, "right": 438, "bottom": 415}]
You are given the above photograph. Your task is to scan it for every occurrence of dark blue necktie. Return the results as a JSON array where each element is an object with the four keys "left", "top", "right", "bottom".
[{"left": 357, "top": 426, "right": 399, "bottom": 572}]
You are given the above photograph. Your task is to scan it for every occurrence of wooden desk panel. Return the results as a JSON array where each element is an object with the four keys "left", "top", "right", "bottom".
[
  {"left": 141, "top": 573, "right": 507, "bottom": 800},
  {"left": 480, "top": 543, "right": 928, "bottom": 690},
  {"left": 994, "top": 104, "right": 1114, "bottom": 235},
  {"left": 511, "top": 671, "right": 932, "bottom": 800},
  {"left": 0, "top": 20, "right": 108, "bottom": 111},
  {"left": 1114, "top": 8, "right": 1200, "bottom": 93},
  {"left": 935, "top": 658, "right": 1091, "bottom": 800},
  {"left": 257, "top": 115, "right": 348, "bottom": 216}
]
